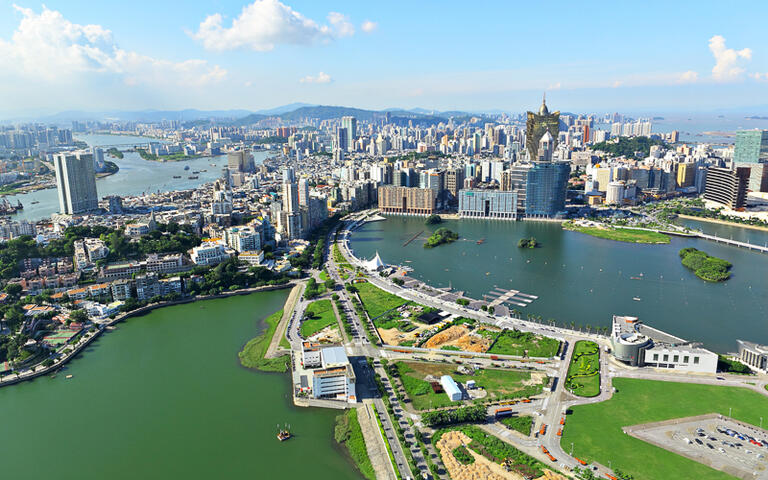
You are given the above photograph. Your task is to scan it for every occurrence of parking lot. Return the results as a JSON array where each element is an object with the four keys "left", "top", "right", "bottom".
[{"left": 625, "top": 414, "right": 768, "bottom": 480}]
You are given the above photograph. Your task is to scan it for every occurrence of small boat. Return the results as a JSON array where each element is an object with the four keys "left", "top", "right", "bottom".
[
  {"left": 30, "top": 200, "right": 39, "bottom": 204},
  {"left": 630, "top": 276, "right": 642, "bottom": 280},
  {"left": 188, "top": 176, "right": 199, "bottom": 179},
  {"left": 192, "top": 170, "right": 200, "bottom": 174},
  {"left": 201, "top": 169, "right": 207, "bottom": 172},
  {"left": 65, "top": 374, "right": 73, "bottom": 379},
  {"left": 184, "top": 165, "right": 190, "bottom": 171},
  {"left": 172, "top": 175, "right": 182, "bottom": 179},
  {"left": 633, "top": 297, "right": 642, "bottom": 301},
  {"left": 277, "top": 424, "right": 291, "bottom": 442},
  {"left": 476, "top": 238, "right": 485, "bottom": 245}
]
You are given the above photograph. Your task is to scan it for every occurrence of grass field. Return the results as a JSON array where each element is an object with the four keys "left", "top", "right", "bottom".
[
  {"left": 565, "top": 340, "right": 600, "bottom": 397},
  {"left": 356, "top": 282, "right": 408, "bottom": 319},
  {"left": 238, "top": 309, "right": 289, "bottom": 372},
  {"left": 563, "top": 378, "right": 768, "bottom": 480},
  {"left": 565, "top": 224, "right": 670, "bottom": 244},
  {"left": 335, "top": 409, "right": 376, "bottom": 480},
  {"left": 499, "top": 415, "right": 533, "bottom": 436},
  {"left": 332, "top": 243, "right": 352, "bottom": 279},
  {"left": 487, "top": 329, "right": 560, "bottom": 357},
  {"left": 300, "top": 299, "right": 338, "bottom": 338},
  {"left": 394, "top": 361, "right": 533, "bottom": 411}
]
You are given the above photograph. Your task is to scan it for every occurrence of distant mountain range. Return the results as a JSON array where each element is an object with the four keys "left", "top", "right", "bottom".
[{"left": 3, "top": 103, "right": 501, "bottom": 126}]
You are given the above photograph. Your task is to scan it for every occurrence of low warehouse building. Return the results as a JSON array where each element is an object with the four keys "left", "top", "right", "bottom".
[{"left": 440, "top": 375, "right": 462, "bottom": 401}]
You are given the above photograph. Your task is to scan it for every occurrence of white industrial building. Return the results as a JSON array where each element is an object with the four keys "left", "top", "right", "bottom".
[
  {"left": 440, "top": 375, "right": 462, "bottom": 401},
  {"left": 610, "top": 315, "right": 718, "bottom": 373},
  {"left": 298, "top": 343, "right": 357, "bottom": 403}
]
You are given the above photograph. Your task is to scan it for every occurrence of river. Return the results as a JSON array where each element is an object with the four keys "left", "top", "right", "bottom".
[
  {"left": 6, "top": 134, "right": 272, "bottom": 221},
  {"left": 349, "top": 216, "right": 768, "bottom": 353},
  {"left": 0, "top": 291, "right": 359, "bottom": 480}
]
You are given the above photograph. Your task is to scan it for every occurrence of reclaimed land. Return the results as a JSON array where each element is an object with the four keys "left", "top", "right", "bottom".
[
  {"left": 300, "top": 299, "right": 338, "bottom": 337},
  {"left": 238, "top": 309, "right": 289, "bottom": 372},
  {"left": 393, "top": 361, "right": 537, "bottom": 411},
  {"left": 355, "top": 281, "right": 408, "bottom": 319},
  {"left": 565, "top": 340, "right": 600, "bottom": 397},
  {"left": 564, "top": 223, "right": 670, "bottom": 244},
  {"left": 563, "top": 378, "right": 768, "bottom": 480}
]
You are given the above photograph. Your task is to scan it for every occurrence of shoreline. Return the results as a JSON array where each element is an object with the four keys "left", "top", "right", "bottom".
[
  {"left": 677, "top": 214, "right": 768, "bottom": 233},
  {"left": 0, "top": 283, "right": 294, "bottom": 388}
]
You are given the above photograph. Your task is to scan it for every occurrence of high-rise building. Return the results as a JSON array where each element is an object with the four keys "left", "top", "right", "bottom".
[
  {"left": 298, "top": 177, "right": 310, "bottom": 206},
  {"left": 334, "top": 127, "right": 349, "bottom": 152},
  {"left": 704, "top": 166, "right": 750, "bottom": 209},
  {"left": 444, "top": 168, "right": 466, "bottom": 204},
  {"left": 227, "top": 149, "right": 253, "bottom": 173},
  {"left": 525, "top": 161, "right": 570, "bottom": 217},
  {"left": 526, "top": 96, "right": 560, "bottom": 160},
  {"left": 377, "top": 186, "right": 436, "bottom": 215},
  {"left": 676, "top": 162, "right": 696, "bottom": 188},
  {"left": 54, "top": 152, "right": 98, "bottom": 214},
  {"left": 733, "top": 130, "right": 768, "bottom": 164},
  {"left": 341, "top": 116, "right": 357, "bottom": 150},
  {"left": 458, "top": 190, "right": 520, "bottom": 220}
]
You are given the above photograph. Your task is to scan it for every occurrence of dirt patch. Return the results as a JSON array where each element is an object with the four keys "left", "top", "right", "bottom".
[
  {"left": 424, "top": 325, "right": 493, "bottom": 353},
  {"left": 425, "top": 325, "right": 469, "bottom": 349},
  {"left": 522, "top": 372, "right": 546, "bottom": 387},
  {"left": 307, "top": 324, "right": 342, "bottom": 344},
  {"left": 378, "top": 322, "right": 433, "bottom": 346},
  {"left": 437, "top": 430, "right": 567, "bottom": 480}
]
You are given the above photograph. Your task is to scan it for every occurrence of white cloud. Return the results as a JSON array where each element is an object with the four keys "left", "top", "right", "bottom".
[
  {"left": 750, "top": 73, "right": 768, "bottom": 81},
  {"left": 676, "top": 70, "right": 699, "bottom": 84},
  {"left": 328, "top": 12, "right": 354, "bottom": 37},
  {"left": 709, "top": 35, "right": 752, "bottom": 82},
  {"left": 0, "top": 5, "right": 226, "bottom": 87},
  {"left": 193, "top": 0, "right": 356, "bottom": 51},
  {"left": 547, "top": 82, "right": 562, "bottom": 90},
  {"left": 361, "top": 20, "right": 378, "bottom": 33},
  {"left": 300, "top": 72, "right": 332, "bottom": 84}
]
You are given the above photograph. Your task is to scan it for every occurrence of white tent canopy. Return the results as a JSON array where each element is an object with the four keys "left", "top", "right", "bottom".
[{"left": 362, "top": 251, "right": 385, "bottom": 271}]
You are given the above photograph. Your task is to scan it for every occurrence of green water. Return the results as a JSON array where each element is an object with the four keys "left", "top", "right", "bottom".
[
  {"left": 0, "top": 291, "right": 360, "bottom": 480},
  {"left": 350, "top": 217, "right": 768, "bottom": 353}
]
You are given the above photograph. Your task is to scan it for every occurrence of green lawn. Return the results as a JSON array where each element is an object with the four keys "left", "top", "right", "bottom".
[
  {"left": 300, "top": 299, "right": 338, "bottom": 338},
  {"left": 319, "top": 270, "right": 329, "bottom": 281},
  {"left": 499, "top": 415, "right": 533, "bottom": 436},
  {"left": 356, "top": 282, "right": 408, "bottom": 319},
  {"left": 487, "top": 329, "right": 561, "bottom": 357},
  {"left": 394, "top": 361, "right": 535, "bottom": 411},
  {"left": 565, "top": 224, "right": 670, "bottom": 244},
  {"left": 563, "top": 378, "right": 768, "bottom": 480},
  {"left": 565, "top": 340, "right": 600, "bottom": 397},
  {"left": 238, "top": 309, "right": 289, "bottom": 372}
]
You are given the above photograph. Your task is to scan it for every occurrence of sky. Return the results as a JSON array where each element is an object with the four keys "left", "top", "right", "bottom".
[{"left": 1, "top": 0, "right": 768, "bottom": 117}]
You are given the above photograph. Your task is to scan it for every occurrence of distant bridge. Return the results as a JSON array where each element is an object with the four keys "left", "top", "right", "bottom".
[{"left": 97, "top": 143, "right": 151, "bottom": 150}]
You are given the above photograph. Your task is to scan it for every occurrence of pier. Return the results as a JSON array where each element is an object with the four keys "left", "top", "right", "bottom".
[{"left": 402, "top": 230, "right": 423, "bottom": 247}]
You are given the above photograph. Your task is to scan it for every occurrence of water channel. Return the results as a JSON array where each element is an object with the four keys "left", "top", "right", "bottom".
[
  {"left": 349, "top": 216, "right": 768, "bottom": 353},
  {"left": 6, "top": 134, "right": 272, "bottom": 221},
  {"left": 0, "top": 291, "right": 359, "bottom": 480}
]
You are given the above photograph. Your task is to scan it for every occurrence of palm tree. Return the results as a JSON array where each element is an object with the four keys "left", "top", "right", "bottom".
[{"left": 586, "top": 324, "right": 591, "bottom": 334}]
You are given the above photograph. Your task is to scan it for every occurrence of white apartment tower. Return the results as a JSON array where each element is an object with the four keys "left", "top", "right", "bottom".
[{"left": 54, "top": 152, "right": 98, "bottom": 214}]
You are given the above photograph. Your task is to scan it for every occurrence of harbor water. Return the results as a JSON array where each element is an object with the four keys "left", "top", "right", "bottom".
[{"left": 349, "top": 216, "right": 768, "bottom": 353}]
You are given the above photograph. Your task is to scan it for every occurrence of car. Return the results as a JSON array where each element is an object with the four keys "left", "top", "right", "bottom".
[
  {"left": 716, "top": 376, "right": 725, "bottom": 380},
  {"left": 695, "top": 439, "right": 703, "bottom": 445},
  {"left": 707, "top": 443, "right": 714, "bottom": 449}
]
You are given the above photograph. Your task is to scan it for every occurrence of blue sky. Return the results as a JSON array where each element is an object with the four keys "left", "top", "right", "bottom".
[{"left": 1, "top": 0, "right": 767, "bottom": 116}]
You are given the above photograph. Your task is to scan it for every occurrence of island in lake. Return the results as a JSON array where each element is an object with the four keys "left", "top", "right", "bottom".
[{"left": 424, "top": 228, "right": 458, "bottom": 248}]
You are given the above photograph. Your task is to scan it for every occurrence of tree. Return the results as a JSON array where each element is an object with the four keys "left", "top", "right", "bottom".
[
  {"left": 4, "top": 283, "right": 22, "bottom": 296},
  {"left": 69, "top": 309, "right": 88, "bottom": 323}
]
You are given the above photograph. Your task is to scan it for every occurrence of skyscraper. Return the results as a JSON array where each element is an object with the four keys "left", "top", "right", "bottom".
[
  {"left": 526, "top": 95, "right": 560, "bottom": 160},
  {"left": 227, "top": 149, "right": 253, "bottom": 173},
  {"left": 525, "top": 161, "right": 570, "bottom": 217},
  {"left": 704, "top": 166, "right": 750, "bottom": 209},
  {"left": 341, "top": 116, "right": 357, "bottom": 151},
  {"left": 54, "top": 152, "right": 98, "bottom": 214},
  {"left": 298, "top": 177, "right": 310, "bottom": 206},
  {"left": 733, "top": 130, "right": 768, "bottom": 164}
]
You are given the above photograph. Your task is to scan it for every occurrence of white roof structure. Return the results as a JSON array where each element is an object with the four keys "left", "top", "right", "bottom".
[
  {"left": 362, "top": 251, "right": 385, "bottom": 271},
  {"left": 321, "top": 346, "right": 349, "bottom": 368}
]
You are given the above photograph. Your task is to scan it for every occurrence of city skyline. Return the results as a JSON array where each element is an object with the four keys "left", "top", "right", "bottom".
[{"left": 2, "top": 1, "right": 768, "bottom": 117}]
